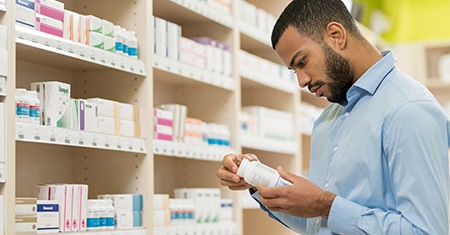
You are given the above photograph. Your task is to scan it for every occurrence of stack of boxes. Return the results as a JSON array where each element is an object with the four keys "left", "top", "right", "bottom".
[
  {"left": 154, "top": 108, "right": 174, "bottom": 142},
  {"left": 15, "top": 197, "right": 60, "bottom": 233},
  {"left": 27, "top": 80, "right": 140, "bottom": 137},
  {"left": 0, "top": 24, "right": 6, "bottom": 93},
  {"left": 157, "top": 104, "right": 187, "bottom": 143},
  {"left": 35, "top": 184, "right": 89, "bottom": 232},
  {"left": 153, "top": 194, "right": 170, "bottom": 227},
  {"left": 16, "top": 0, "right": 65, "bottom": 37},
  {"left": 98, "top": 194, "right": 143, "bottom": 229},
  {"left": 15, "top": 197, "right": 38, "bottom": 233},
  {"left": 153, "top": 16, "right": 232, "bottom": 78},
  {"left": 88, "top": 98, "right": 140, "bottom": 137}
]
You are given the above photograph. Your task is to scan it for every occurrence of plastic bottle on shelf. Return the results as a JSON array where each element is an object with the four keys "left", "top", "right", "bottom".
[
  {"left": 102, "top": 199, "right": 115, "bottom": 230},
  {"left": 121, "top": 28, "right": 129, "bottom": 56},
  {"left": 15, "top": 88, "right": 30, "bottom": 123},
  {"left": 97, "top": 200, "right": 107, "bottom": 230},
  {"left": 114, "top": 25, "right": 124, "bottom": 55},
  {"left": 127, "top": 31, "right": 138, "bottom": 59},
  {"left": 237, "top": 158, "right": 292, "bottom": 187},
  {"left": 87, "top": 199, "right": 100, "bottom": 231},
  {"left": 27, "top": 90, "right": 40, "bottom": 125}
]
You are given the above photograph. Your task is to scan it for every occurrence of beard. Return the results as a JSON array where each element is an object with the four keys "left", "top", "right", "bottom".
[{"left": 321, "top": 44, "right": 354, "bottom": 103}]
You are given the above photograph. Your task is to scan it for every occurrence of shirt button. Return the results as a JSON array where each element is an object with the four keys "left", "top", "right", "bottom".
[
  {"left": 333, "top": 146, "right": 338, "bottom": 152},
  {"left": 316, "top": 218, "right": 321, "bottom": 224},
  {"left": 344, "top": 112, "right": 349, "bottom": 117},
  {"left": 324, "top": 183, "right": 329, "bottom": 189}
]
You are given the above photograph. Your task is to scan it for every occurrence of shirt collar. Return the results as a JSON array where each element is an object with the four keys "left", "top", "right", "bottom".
[
  {"left": 352, "top": 50, "right": 395, "bottom": 95},
  {"left": 342, "top": 50, "right": 395, "bottom": 108}
]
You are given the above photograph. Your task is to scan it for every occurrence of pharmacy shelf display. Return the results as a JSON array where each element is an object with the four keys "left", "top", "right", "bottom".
[
  {"left": 8, "top": 0, "right": 153, "bottom": 234},
  {"left": 5, "top": 0, "right": 447, "bottom": 235}
]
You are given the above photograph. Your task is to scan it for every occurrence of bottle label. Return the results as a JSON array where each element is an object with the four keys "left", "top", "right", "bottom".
[
  {"left": 16, "top": 102, "right": 30, "bottom": 116},
  {"left": 29, "top": 105, "right": 40, "bottom": 118}
]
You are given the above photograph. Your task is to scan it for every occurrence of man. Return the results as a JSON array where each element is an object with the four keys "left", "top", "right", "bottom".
[{"left": 216, "top": 0, "right": 450, "bottom": 234}]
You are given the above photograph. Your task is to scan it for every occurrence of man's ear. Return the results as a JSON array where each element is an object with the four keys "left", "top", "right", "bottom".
[{"left": 324, "top": 22, "right": 347, "bottom": 50}]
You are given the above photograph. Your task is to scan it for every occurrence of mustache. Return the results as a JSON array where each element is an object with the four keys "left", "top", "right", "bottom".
[{"left": 308, "top": 81, "right": 326, "bottom": 91}]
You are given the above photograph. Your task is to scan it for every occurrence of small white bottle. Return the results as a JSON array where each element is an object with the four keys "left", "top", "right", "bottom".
[
  {"left": 127, "top": 31, "right": 138, "bottom": 59},
  {"left": 114, "top": 25, "right": 124, "bottom": 55},
  {"left": 15, "top": 88, "right": 30, "bottom": 123},
  {"left": 237, "top": 158, "right": 292, "bottom": 187},
  {"left": 27, "top": 90, "right": 41, "bottom": 125},
  {"left": 102, "top": 199, "right": 115, "bottom": 230},
  {"left": 97, "top": 200, "right": 107, "bottom": 230},
  {"left": 87, "top": 199, "right": 100, "bottom": 231}
]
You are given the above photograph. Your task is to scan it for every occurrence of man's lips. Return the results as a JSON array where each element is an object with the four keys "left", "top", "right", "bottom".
[{"left": 309, "top": 86, "right": 322, "bottom": 97}]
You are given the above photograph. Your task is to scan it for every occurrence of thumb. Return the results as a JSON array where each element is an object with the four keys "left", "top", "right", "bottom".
[{"left": 277, "top": 166, "right": 295, "bottom": 184}]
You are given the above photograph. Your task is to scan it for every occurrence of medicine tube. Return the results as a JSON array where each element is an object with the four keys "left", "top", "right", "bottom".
[{"left": 237, "top": 158, "right": 292, "bottom": 187}]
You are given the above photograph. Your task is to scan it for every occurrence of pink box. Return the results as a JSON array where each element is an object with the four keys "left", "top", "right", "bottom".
[
  {"left": 35, "top": 0, "right": 64, "bottom": 21},
  {"left": 36, "top": 14, "right": 63, "bottom": 37}
]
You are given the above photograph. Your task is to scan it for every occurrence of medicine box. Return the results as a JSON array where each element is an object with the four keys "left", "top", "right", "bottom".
[
  {"left": 0, "top": 103, "right": 4, "bottom": 162},
  {"left": 15, "top": 216, "right": 37, "bottom": 233},
  {"left": 16, "top": 0, "right": 36, "bottom": 28},
  {"left": 37, "top": 200, "right": 59, "bottom": 234},
  {"left": 98, "top": 194, "right": 143, "bottom": 212},
  {"left": 31, "top": 81, "right": 71, "bottom": 128},
  {"left": 36, "top": 13, "right": 63, "bottom": 37},
  {"left": 118, "top": 102, "right": 139, "bottom": 121},
  {"left": 15, "top": 197, "right": 37, "bottom": 216},
  {"left": 35, "top": 0, "right": 64, "bottom": 21},
  {"left": 36, "top": 184, "right": 73, "bottom": 232},
  {"left": 87, "top": 98, "right": 118, "bottom": 118},
  {"left": 0, "top": 25, "right": 6, "bottom": 51}
]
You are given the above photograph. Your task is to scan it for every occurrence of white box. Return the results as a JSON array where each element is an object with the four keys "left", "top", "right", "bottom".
[
  {"left": 36, "top": 184, "right": 73, "bottom": 232},
  {"left": 115, "top": 210, "right": 142, "bottom": 229},
  {"left": 35, "top": 0, "right": 64, "bottom": 21},
  {"left": 0, "top": 103, "right": 3, "bottom": 162},
  {"left": 167, "top": 21, "right": 181, "bottom": 61},
  {"left": 104, "top": 36, "right": 115, "bottom": 53},
  {"left": 0, "top": 76, "right": 5, "bottom": 95},
  {"left": 87, "top": 98, "right": 118, "bottom": 118},
  {"left": 0, "top": 162, "right": 5, "bottom": 182},
  {"left": 75, "top": 184, "right": 88, "bottom": 231},
  {"left": 119, "top": 120, "right": 139, "bottom": 137},
  {"left": 154, "top": 16, "right": 167, "bottom": 57},
  {"left": 97, "top": 116, "right": 116, "bottom": 135},
  {"left": 0, "top": 50, "right": 7, "bottom": 77},
  {"left": 0, "top": 25, "right": 6, "bottom": 51},
  {"left": 102, "top": 19, "right": 114, "bottom": 38},
  {"left": 97, "top": 194, "right": 143, "bottom": 212},
  {"left": 0, "top": 196, "right": 3, "bottom": 235},
  {"left": 119, "top": 102, "right": 138, "bottom": 121},
  {"left": 37, "top": 199, "right": 59, "bottom": 234},
  {"left": 16, "top": 0, "right": 36, "bottom": 28},
  {"left": 69, "top": 99, "right": 79, "bottom": 130},
  {"left": 31, "top": 81, "right": 71, "bottom": 128},
  {"left": 82, "top": 100, "right": 98, "bottom": 132},
  {"left": 15, "top": 197, "right": 37, "bottom": 216},
  {"left": 153, "top": 210, "right": 170, "bottom": 227},
  {"left": 36, "top": 13, "right": 63, "bottom": 37},
  {"left": 15, "top": 216, "right": 37, "bottom": 233},
  {"left": 87, "top": 31, "right": 104, "bottom": 49},
  {"left": 153, "top": 194, "right": 169, "bottom": 210}
]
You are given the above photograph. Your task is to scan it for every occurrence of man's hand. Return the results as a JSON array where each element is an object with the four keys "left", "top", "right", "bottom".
[
  {"left": 216, "top": 153, "right": 258, "bottom": 191},
  {"left": 257, "top": 166, "right": 336, "bottom": 218}
]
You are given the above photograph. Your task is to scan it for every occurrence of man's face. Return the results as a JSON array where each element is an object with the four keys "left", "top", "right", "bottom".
[{"left": 275, "top": 26, "right": 353, "bottom": 103}]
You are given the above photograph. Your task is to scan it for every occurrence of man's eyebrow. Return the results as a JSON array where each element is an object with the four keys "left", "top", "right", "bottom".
[{"left": 289, "top": 50, "right": 303, "bottom": 69}]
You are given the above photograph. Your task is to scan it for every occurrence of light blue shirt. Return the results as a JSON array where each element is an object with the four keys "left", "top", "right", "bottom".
[{"left": 252, "top": 51, "right": 450, "bottom": 234}]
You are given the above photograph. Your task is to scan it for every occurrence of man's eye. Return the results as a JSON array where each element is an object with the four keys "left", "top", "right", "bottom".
[{"left": 297, "top": 59, "right": 305, "bottom": 68}]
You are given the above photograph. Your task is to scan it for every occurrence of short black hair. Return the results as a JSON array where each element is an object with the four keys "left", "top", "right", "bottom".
[{"left": 271, "top": 0, "right": 361, "bottom": 49}]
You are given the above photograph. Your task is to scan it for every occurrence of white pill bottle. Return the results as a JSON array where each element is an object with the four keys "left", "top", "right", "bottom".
[{"left": 237, "top": 158, "right": 292, "bottom": 187}]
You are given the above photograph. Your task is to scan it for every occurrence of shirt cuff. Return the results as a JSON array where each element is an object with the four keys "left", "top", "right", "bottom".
[{"left": 327, "top": 195, "right": 364, "bottom": 234}]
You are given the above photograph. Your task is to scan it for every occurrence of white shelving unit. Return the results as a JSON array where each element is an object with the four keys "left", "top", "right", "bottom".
[{"left": 3, "top": 0, "right": 448, "bottom": 235}]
